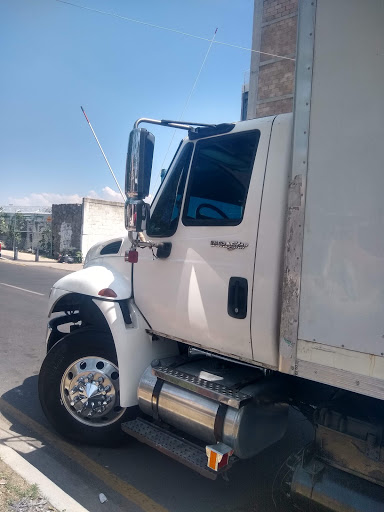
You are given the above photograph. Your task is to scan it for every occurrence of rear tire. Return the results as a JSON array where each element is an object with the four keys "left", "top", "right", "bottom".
[{"left": 38, "top": 329, "right": 137, "bottom": 446}]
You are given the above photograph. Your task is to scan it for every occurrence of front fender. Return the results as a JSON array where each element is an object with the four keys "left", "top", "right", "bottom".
[
  {"left": 93, "top": 299, "right": 179, "bottom": 407},
  {"left": 52, "top": 265, "right": 132, "bottom": 301}
]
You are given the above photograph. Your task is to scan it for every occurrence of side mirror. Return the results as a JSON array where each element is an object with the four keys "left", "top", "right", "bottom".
[
  {"left": 125, "top": 128, "right": 154, "bottom": 232},
  {"left": 125, "top": 128, "right": 155, "bottom": 201}
]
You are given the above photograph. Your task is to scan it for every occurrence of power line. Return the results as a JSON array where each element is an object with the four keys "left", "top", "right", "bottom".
[
  {"left": 56, "top": 0, "right": 295, "bottom": 62},
  {"left": 151, "top": 28, "right": 218, "bottom": 194}
]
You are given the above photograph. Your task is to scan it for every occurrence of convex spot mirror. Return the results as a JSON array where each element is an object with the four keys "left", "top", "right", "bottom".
[
  {"left": 125, "top": 128, "right": 155, "bottom": 201},
  {"left": 125, "top": 199, "right": 150, "bottom": 233}
]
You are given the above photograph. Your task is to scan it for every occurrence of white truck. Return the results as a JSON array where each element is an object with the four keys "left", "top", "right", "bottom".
[{"left": 39, "top": 1, "right": 384, "bottom": 509}]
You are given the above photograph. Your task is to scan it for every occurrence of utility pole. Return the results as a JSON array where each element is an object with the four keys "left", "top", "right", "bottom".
[{"left": 13, "top": 212, "right": 17, "bottom": 260}]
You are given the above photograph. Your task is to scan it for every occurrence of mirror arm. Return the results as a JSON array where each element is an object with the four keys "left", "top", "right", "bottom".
[
  {"left": 133, "top": 118, "right": 215, "bottom": 131},
  {"left": 128, "top": 231, "right": 156, "bottom": 249},
  {"left": 134, "top": 118, "right": 191, "bottom": 131},
  {"left": 128, "top": 231, "right": 169, "bottom": 252},
  {"left": 131, "top": 238, "right": 162, "bottom": 250}
]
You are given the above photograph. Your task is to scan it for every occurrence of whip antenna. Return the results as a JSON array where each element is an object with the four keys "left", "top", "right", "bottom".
[{"left": 80, "top": 106, "right": 125, "bottom": 201}]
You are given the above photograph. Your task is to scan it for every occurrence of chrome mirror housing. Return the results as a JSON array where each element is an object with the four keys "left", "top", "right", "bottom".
[
  {"left": 125, "top": 128, "right": 154, "bottom": 201},
  {"left": 125, "top": 128, "right": 154, "bottom": 232}
]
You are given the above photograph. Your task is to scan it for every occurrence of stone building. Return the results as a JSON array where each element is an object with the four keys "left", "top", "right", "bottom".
[
  {"left": 0, "top": 206, "right": 52, "bottom": 253},
  {"left": 51, "top": 203, "right": 82, "bottom": 257},
  {"left": 52, "top": 197, "right": 125, "bottom": 259},
  {"left": 242, "top": 0, "right": 298, "bottom": 120}
]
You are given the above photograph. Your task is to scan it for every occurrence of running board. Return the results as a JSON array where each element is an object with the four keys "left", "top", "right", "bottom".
[
  {"left": 152, "top": 366, "right": 252, "bottom": 409},
  {"left": 122, "top": 418, "right": 234, "bottom": 480}
]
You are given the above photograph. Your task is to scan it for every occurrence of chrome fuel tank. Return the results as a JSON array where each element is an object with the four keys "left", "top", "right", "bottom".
[{"left": 138, "top": 361, "right": 288, "bottom": 459}]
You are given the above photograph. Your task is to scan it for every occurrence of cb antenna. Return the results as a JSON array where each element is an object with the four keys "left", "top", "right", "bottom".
[{"left": 80, "top": 106, "right": 125, "bottom": 201}]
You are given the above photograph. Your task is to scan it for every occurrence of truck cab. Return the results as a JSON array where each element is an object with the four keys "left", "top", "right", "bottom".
[
  {"left": 39, "top": 114, "right": 292, "bottom": 467},
  {"left": 134, "top": 114, "right": 292, "bottom": 368}
]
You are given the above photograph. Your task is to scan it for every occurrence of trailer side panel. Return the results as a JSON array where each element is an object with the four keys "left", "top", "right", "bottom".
[{"left": 281, "top": 0, "right": 384, "bottom": 396}]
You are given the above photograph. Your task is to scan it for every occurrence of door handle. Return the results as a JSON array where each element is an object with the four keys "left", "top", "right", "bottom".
[{"left": 227, "top": 277, "right": 248, "bottom": 319}]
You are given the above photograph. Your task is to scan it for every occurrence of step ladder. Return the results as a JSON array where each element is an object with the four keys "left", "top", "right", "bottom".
[{"left": 122, "top": 417, "right": 235, "bottom": 480}]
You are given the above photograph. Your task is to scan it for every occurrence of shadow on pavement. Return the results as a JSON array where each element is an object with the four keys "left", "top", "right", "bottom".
[{"left": 1, "top": 377, "right": 313, "bottom": 512}]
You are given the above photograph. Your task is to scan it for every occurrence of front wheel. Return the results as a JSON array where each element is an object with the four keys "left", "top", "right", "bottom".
[{"left": 38, "top": 329, "right": 136, "bottom": 445}]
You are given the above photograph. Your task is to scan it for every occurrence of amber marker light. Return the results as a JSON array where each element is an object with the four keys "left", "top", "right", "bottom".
[{"left": 98, "top": 288, "right": 117, "bottom": 298}]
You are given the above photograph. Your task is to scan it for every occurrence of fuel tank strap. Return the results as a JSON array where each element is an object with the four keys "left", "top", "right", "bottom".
[
  {"left": 214, "top": 403, "right": 228, "bottom": 442},
  {"left": 151, "top": 378, "right": 164, "bottom": 421}
]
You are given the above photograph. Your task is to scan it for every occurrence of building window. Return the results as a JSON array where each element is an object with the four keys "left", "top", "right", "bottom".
[{"left": 241, "top": 90, "right": 249, "bottom": 121}]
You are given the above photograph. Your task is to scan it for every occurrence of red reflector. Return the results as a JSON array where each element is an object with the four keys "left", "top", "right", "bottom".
[
  {"left": 125, "top": 249, "right": 138, "bottom": 263},
  {"left": 98, "top": 288, "right": 117, "bottom": 298},
  {"left": 205, "top": 443, "right": 234, "bottom": 471}
]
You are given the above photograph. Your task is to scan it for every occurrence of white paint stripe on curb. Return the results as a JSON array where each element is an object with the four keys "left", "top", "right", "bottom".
[{"left": 0, "top": 442, "right": 89, "bottom": 512}]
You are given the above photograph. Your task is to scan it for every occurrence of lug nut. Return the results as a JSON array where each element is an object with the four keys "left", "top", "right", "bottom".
[
  {"left": 98, "top": 376, "right": 104, "bottom": 383},
  {"left": 70, "top": 396, "right": 81, "bottom": 406}
]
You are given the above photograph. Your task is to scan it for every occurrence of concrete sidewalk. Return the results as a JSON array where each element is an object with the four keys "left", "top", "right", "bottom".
[
  {"left": 0, "top": 249, "right": 83, "bottom": 272},
  {"left": 0, "top": 412, "right": 89, "bottom": 512}
]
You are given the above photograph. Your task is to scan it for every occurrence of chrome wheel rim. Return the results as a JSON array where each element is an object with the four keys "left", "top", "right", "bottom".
[{"left": 60, "top": 356, "right": 125, "bottom": 427}]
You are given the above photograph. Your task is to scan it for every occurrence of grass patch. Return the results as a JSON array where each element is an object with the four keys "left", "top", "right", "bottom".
[{"left": 0, "top": 458, "right": 56, "bottom": 511}]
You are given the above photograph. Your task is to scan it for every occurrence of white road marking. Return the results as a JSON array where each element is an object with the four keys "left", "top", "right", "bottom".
[{"left": 0, "top": 283, "right": 45, "bottom": 296}]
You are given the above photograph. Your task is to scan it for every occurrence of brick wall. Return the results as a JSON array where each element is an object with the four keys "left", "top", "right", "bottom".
[
  {"left": 263, "top": 0, "right": 297, "bottom": 22},
  {"left": 247, "top": 0, "right": 298, "bottom": 119},
  {"left": 81, "top": 198, "right": 125, "bottom": 258}
]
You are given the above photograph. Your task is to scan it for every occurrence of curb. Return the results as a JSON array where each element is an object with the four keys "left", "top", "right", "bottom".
[
  {"left": 0, "top": 256, "right": 82, "bottom": 273},
  {"left": 0, "top": 442, "right": 89, "bottom": 512}
]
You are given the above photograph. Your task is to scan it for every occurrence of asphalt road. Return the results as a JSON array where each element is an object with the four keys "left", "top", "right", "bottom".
[{"left": 0, "top": 259, "right": 312, "bottom": 512}]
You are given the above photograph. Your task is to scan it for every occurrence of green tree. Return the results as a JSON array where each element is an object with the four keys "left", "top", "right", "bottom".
[
  {"left": 6, "top": 212, "right": 26, "bottom": 250},
  {"left": 0, "top": 208, "right": 7, "bottom": 240},
  {"left": 39, "top": 226, "right": 52, "bottom": 256}
]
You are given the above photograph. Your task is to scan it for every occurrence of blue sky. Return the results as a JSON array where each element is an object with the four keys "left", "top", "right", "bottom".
[{"left": 0, "top": 0, "right": 254, "bottom": 206}]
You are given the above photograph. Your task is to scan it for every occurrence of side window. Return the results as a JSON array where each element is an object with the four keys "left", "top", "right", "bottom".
[
  {"left": 182, "top": 131, "right": 260, "bottom": 226},
  {"left": 147, "top": 143, "right": 193, "bottom": 237}
]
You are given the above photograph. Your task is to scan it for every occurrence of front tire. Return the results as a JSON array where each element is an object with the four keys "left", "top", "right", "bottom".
[{"left": 38, "top": 329, "right": 136, "bottom": 446}]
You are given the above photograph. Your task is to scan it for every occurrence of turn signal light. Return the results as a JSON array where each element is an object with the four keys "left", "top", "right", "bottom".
[{"left": 98, "top": 288, "right": 117, "bottom": 298}]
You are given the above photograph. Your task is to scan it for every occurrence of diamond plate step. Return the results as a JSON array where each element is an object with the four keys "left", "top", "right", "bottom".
[
  {"left": 152, "top": 366, "right": 252, "bottom": 409},
  {"left": 122, "top": 418, "right": 232, "bottom": 480}
]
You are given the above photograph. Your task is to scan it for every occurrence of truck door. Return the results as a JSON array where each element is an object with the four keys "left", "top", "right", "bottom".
[{"left": 134, "top": 119, "right": 273, "bottom": 361}]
